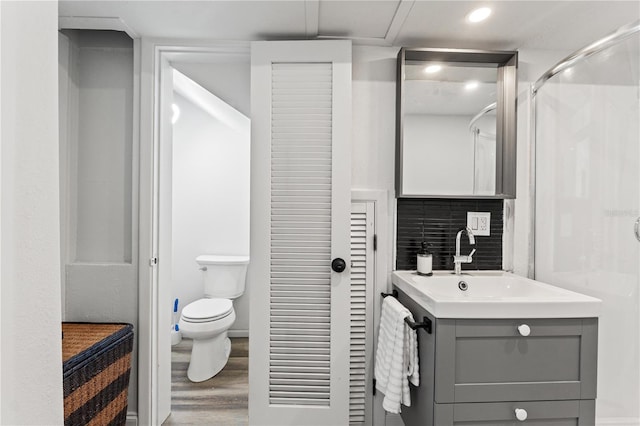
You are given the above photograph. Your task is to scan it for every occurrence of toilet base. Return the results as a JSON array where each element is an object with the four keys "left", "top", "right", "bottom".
[{"left": 187, "top": 331, "right": 232, "bottom": 382}]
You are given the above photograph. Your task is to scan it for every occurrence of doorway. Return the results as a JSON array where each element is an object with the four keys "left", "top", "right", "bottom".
[{"left": 141, "top": 43, "right": 251, "bottom": 424}]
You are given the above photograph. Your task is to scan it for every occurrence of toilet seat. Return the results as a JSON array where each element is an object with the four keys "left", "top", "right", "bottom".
[{"left": 181, "top": 298, "right": 233, "bottom": 323}]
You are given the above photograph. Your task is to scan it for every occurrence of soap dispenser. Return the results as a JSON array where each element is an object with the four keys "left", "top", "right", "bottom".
[{"left": 417, "top": 241, "right": 433, "bottom": 276}]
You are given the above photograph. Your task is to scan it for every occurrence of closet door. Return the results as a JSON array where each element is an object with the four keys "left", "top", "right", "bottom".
[
  {"left": 350, "top": 201, "right": 375, "bottom": 425},
  {"left": 249, "top": 40, "right": 352, "bottom": 426}
]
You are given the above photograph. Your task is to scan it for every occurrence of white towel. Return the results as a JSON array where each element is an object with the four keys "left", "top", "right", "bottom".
[{"left": 374, "top": 296, "right": 420, "bottom": 414}]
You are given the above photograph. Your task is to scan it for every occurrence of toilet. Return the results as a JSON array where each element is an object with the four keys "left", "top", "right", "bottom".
[{"left": 178, "top": 254, "right": 249, "bottom": 382}]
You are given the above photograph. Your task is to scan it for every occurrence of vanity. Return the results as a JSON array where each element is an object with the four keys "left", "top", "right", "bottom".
[{"left": 391, "top": 270, "right": 601, "bottom": 426}]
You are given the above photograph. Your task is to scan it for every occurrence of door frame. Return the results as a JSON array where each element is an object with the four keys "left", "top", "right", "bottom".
[{"left": 138, "top": 39, "right": 250, "bottom": 426}]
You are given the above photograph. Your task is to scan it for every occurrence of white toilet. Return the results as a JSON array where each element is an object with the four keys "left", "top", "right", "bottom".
[{"left": 178, "top": 254, "right": 249, "bottom": 382}]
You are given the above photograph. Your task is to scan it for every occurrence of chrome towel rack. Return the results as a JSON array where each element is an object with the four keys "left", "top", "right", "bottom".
[{"left": 381, "top": 290, "right": 432, "bottom": 334}]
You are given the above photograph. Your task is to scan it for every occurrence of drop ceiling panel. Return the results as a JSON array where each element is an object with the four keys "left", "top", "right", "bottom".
[
  {"left": 59, "top": 1, "right": 639, "bottom": 55},
  {"left": 395, "top": 1, "right": 567, "bottom": 50},
  {"left": 394, "top": 1, "right": 639, "bottom": 51},
  {"left": 59, "top": 0, "right": 307, "bottom": 39},
  {"left": 318, "top": 0, "right": 401, "bottom": 39}
]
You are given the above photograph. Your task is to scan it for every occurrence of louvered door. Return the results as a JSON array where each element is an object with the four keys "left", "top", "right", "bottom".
[
  {"left": 350, "top": 202, "right": 375, "bottom": 425},
  {"left": 249, "top": 41, "right": 352, "bottom": 426}
]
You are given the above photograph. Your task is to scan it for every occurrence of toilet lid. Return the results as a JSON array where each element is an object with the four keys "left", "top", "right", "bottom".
[{"left": 182, "top": 298, "right": 233, "bottom": 322}]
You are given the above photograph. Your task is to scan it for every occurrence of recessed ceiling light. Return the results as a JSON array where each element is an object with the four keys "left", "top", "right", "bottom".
[
  {"left": 424, "top": 64, "right": 442, "bottom": 74},
  {"left": 465, "top": 81, "right": 479, "bottom": 90},
  {"left": 467, "top": 7, "right": 492, "bottom": 23}
]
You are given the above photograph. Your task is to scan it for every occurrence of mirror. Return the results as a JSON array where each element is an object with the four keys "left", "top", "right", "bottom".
[{"left": 396, "top": 48, "right": 518, "bottom": 198}]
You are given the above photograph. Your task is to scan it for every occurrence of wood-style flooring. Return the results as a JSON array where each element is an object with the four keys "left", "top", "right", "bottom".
[{"left": 163, "top": 337, "right": 248, "bottom": 425}]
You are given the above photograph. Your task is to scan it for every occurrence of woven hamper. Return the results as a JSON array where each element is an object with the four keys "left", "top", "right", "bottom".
[{"left": 62, "top": 323, "right": 134, "bottom": 426}]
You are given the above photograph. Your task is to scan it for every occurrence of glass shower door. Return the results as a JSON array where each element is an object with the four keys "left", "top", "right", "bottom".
[{"left": 534, "top": 30, "right": 639, "bottom": 423}]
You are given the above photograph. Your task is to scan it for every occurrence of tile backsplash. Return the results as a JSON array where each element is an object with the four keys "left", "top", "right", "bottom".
[{"left": 396, "top": 198, "right": 504, "bottom": 271}]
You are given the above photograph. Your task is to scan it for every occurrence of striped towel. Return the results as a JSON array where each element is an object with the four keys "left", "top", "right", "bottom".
[{"left": 374, "top": 295, "right": 419, "bottom": 414}]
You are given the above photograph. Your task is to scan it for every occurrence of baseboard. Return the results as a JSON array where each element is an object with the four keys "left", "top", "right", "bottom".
[
  {"left": 228, "top": 329, "right": 249, "bottom": 338},
  {"left": 126, "top": 413, "right": 138, "bottom": 426},
  {"left": 597, "top": 418, "right": 640, "bottom": 426}
]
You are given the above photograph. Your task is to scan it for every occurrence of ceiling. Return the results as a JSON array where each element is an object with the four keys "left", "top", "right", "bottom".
[{"left": 59, "top": 1, "right": 640, "bottom": 52}]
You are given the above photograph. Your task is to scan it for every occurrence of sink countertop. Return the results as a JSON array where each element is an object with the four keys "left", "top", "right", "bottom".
[{"left": 391, "top": 270, "right": 602, "bottom": 319}]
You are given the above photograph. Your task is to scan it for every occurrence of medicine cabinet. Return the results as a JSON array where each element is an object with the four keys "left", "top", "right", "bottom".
[{"left": 396, "top": 48, "right": 518, "bottom": 198}]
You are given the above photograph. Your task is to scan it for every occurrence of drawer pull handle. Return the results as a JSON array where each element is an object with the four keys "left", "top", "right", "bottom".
[
  {"left": 517, "top": 324, "right": 531, "bottom": 336},
  {"left": 515, "top": 408, "right": 528, "bottom": 421}
]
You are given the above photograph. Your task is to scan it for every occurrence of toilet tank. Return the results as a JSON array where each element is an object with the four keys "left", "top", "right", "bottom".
[{"left": 196, "top": 255, "right": 250, "bottom": 299}]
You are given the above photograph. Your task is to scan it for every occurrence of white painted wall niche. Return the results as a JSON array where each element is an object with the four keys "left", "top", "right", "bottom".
[{"left": 58, "top": 28, "right": 139, "bottom": 417}]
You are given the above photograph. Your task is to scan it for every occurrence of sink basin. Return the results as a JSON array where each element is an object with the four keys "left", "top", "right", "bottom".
[{"left": 391, "top": 270, "right": 601, "bottom": 318}]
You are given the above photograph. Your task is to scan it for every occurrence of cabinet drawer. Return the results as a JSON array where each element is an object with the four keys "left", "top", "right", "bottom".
[
  {"left": 434, "top": 400, "right": 595, "bottom": 426},
  {"left": 435, "top": 318, "right": 598, "bottom": 403}
]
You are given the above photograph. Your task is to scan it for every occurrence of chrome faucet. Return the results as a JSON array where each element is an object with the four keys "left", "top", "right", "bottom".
[{"left": 453, "top": 227, "right": 476, "bottom": 275}]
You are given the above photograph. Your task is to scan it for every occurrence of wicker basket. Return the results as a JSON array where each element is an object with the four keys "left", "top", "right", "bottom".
[{"left": 62, "top": 323, "right": 134, "bottom": 426}]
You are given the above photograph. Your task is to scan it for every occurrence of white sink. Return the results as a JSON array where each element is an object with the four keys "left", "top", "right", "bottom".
[{"left": 391, "top": 270, "right": 601, "bottom": 319}]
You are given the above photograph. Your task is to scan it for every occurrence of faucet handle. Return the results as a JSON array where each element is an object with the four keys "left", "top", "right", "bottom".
[{"left": 469, "top": 248, "right": 476, "bottom": 258}]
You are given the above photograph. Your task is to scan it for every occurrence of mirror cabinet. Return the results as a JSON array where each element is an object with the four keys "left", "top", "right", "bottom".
[{"left": 396, "top": 48, "right": 518, "bottom": 198}]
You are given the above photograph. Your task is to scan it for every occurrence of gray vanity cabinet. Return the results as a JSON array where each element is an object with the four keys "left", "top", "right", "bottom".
[{"left": 395, "top": 286, "right": 598, "bottom": 426}]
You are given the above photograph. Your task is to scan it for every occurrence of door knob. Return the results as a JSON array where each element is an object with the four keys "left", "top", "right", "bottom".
[{"left": 331, "top": 258, "right": 346, "bottom": 273}]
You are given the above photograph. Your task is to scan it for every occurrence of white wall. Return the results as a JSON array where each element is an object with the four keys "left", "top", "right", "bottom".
[
  {"left": 402, "top": 114, "right": 474, "bottom": 195},
  {"left": 352, "top": 46, "right": 397, "bottom": 195},
  {"left": 352, "top": 45, "right": 400, "bottom": 426},
  {"left": 172, "top": 92, "right": 250, "bottom": 331},
  {"left": 61, "top": 30, "right": 134, "bottom": 263},
  {"left": 0, "top": 1, "right": 64, "bottom": 424}
]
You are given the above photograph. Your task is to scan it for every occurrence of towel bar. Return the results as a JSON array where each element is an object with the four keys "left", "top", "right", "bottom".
[
  {"left": 381, "top": 290, "right": 398, "bottom": 299},
  {"left": 404, "top": 316, "right": 432, "bottom": 333},
  {"left": 381, "top": 290, "right": 433, "bottom": 333}
]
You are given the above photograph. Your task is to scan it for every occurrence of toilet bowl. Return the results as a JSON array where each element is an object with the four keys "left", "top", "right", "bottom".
[
  {"left": 178, "top": 255, "right": 249, "bottom": 382},
  {"left": 179, "top": 298, "right": 236, "bottom": 382}
]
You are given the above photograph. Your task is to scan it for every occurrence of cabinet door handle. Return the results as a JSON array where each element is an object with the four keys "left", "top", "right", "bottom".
[
  {"left": 515, "top": 408, "right": 528, "bottom": 421},
  {"left": 517, "top": 324, "right": 531, "bottom": 336},
  {"left": 635, "top": 217, "right": 640, "bottom": 242}
]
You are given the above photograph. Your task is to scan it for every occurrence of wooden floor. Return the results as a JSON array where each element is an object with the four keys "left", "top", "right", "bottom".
[{"left": 163, "top": 337, "right": 248, "bottom": 425}]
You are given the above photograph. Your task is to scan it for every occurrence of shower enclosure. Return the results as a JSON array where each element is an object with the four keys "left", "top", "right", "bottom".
[{"left": 532, "top": 21, "right": 639, "bottom": 424}]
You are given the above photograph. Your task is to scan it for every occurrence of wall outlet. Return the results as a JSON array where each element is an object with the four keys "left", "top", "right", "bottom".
[{"left": 467, "top": 212, "right": 491, "bottom": 236}]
